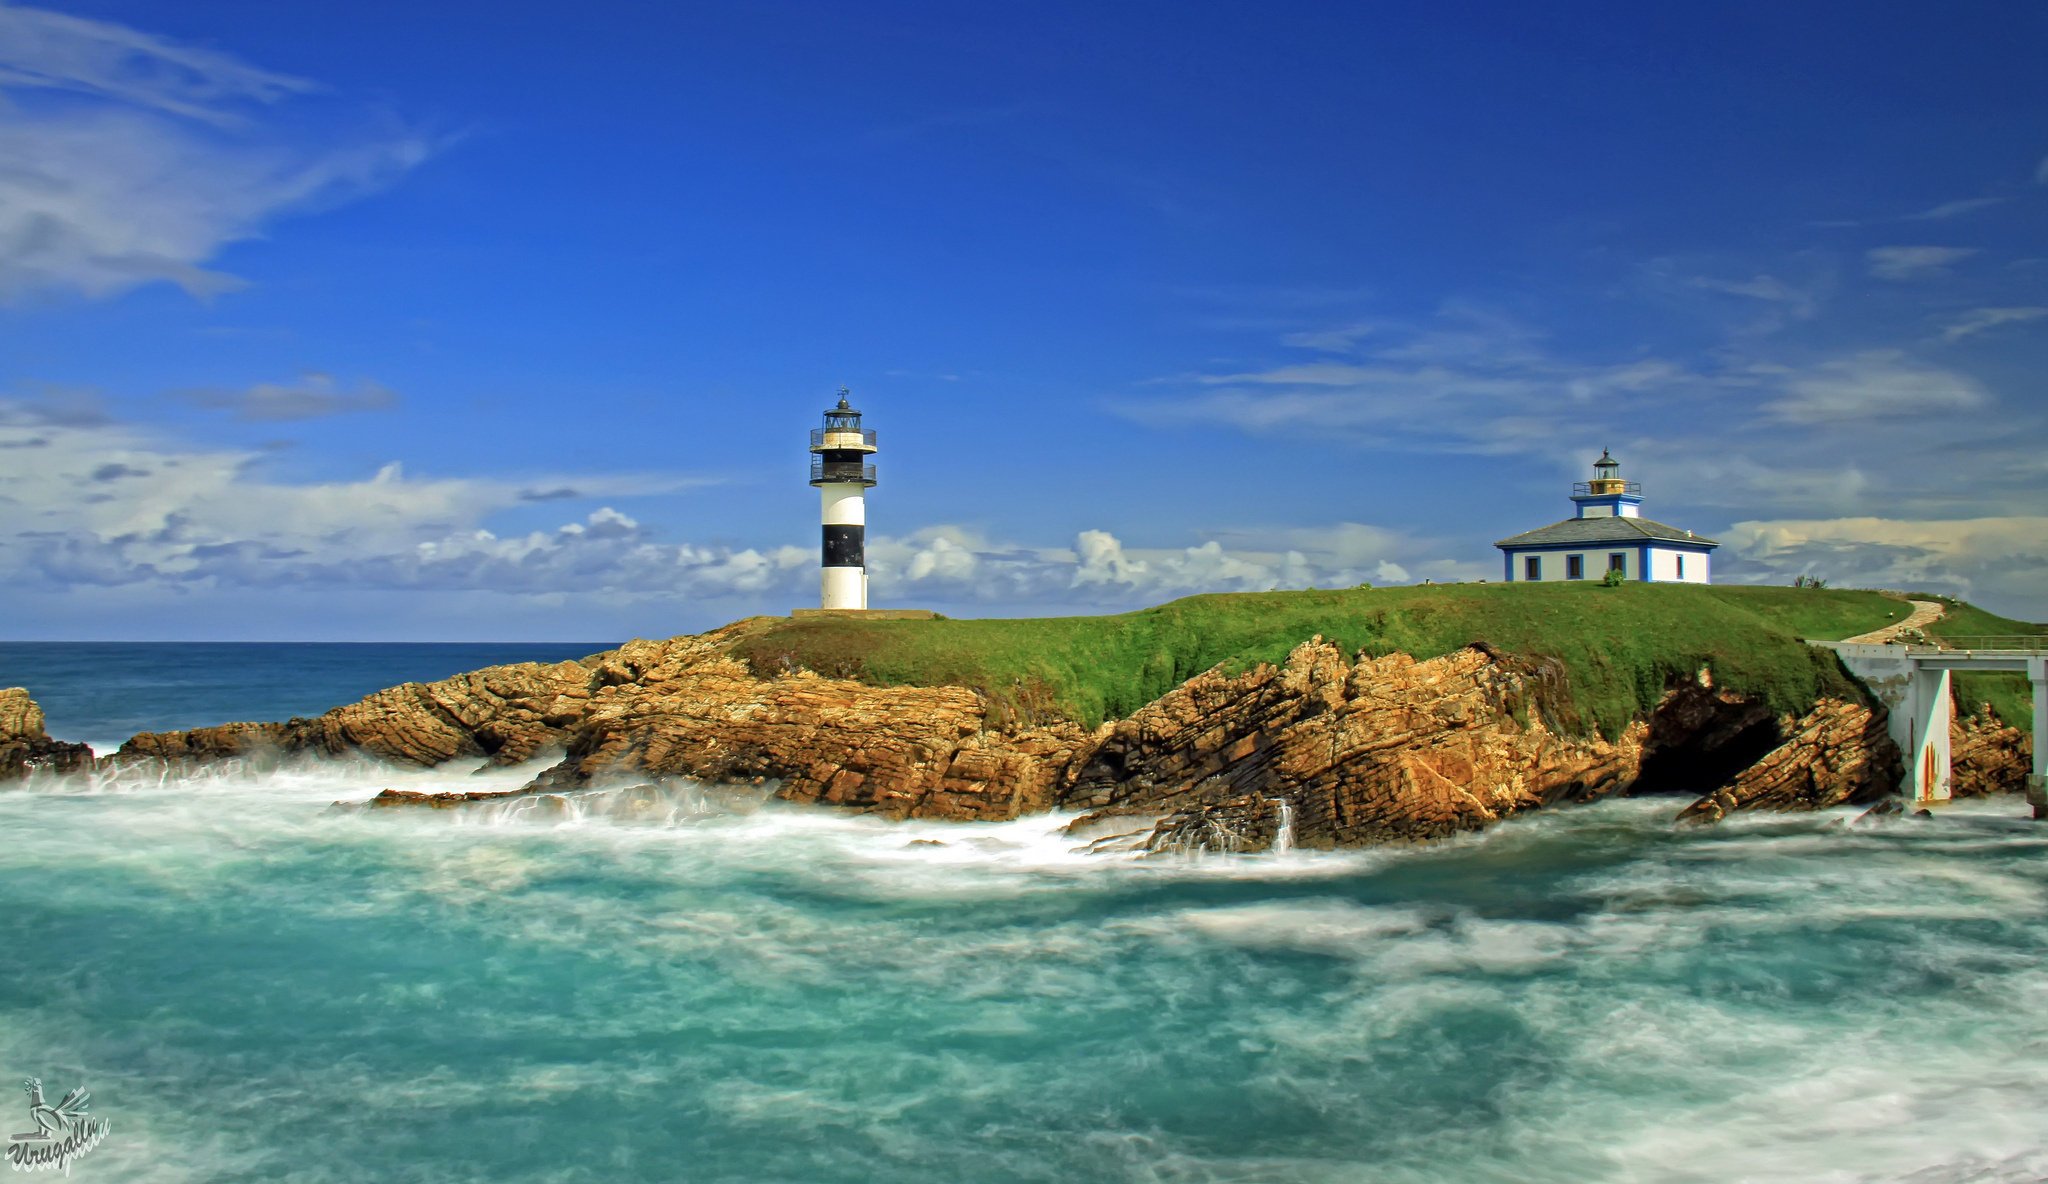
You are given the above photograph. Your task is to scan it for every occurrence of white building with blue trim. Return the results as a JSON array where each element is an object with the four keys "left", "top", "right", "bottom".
[{"left": 1495, "top": 451, "right": 1717, "bottom": 584}]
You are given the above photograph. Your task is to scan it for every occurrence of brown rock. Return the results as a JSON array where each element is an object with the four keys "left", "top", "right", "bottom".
[
  {"left": 0, "top": 687, "right": 96, "bottom": 782},
  {"left": 112, "top": 621, "right": 1910, "bottom": 845},
  {"left": 1675, "top": 698, "right": 1900, "bottom": 823},
  {"left": 1063, "top": 639, "right": 1643, "bottom": 850},
  {"left": 1951, "top": 704, "right": 2032, "bottom": 798}
]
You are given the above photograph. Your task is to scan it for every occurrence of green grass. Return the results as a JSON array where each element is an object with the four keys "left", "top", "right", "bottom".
[
  {"left": 1912, "top": 595, "right": 2048, "bottom": 731},
  {"left": 730, "top": 583, "right": 1906, "bottom": 739}
]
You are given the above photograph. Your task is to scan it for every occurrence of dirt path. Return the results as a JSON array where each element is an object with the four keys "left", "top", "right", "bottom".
[{"left": 1842, "top": 599, "right": 1946, "bottom": 645}]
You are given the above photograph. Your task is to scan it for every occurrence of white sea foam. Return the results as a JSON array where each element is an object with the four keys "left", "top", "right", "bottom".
[{"left": 8, "top": 764, "right": 2048, "bottom": 1182}]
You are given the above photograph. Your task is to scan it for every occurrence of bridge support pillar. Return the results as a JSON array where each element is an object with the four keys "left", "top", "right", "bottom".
[
  {"left": 2030, "top": 658, "right": 2047, "bottom": 820},
  {"left": 1904, "top": 667, "right": 1953, "bottom": 804},
  {"left": 1836, "top": 645, "right": 1950, "bottom": 805}
]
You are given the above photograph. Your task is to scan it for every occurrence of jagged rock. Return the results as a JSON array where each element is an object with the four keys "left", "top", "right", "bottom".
[
  {"left": 1676, "top": 698, "right": 1900, "bottom": 823},
  {"left": 110, "top": 623, "right": 1908, "bottom": 844},
  {"left": 0, "top": 688, "right": 95, "bottom": 782},
  {"left": 1951, "top": 705, "right": 2032, "bottom": 797},
  {"left": 1064, "top": 640, "right": 1644, "bottom": 850},
  {"left": 117, "top": 656, "right": 601, "bottom": 768},
  {"left": 524, "top": 630, "right": 1092, "bottom": 820}
]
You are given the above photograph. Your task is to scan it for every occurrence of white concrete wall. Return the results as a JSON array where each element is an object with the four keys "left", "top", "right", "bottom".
[
  {"left": 1648, "top": 548, "right": 1711, "bottom": 584},
  {"left": 820, "top": 486, "right": 865, "bottom": 526},
  {"left": 821, "top": 566, "right": 866, "bottom": 610}
]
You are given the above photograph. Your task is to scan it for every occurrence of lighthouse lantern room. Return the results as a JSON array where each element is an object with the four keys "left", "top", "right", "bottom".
[{"left": 809, "top": 389, "right": 877, "bottom": 610}]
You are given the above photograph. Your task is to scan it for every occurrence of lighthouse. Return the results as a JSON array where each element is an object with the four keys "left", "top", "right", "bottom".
[
  {"left": 1494, "top": 449, "right": 1718, "bottom": 584},
  {"left": 808, "top": 389, "right": 876, "bottom": 610}
]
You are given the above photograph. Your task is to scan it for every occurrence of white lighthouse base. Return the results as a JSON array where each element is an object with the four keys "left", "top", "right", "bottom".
[{"left": 821, "top": 567, "right": 867, "bottom": 611}]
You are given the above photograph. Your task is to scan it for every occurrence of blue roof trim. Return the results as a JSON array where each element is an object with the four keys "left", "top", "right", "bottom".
[{"left": 1497, "top": 540, "right": 1718, "bottom": 555}]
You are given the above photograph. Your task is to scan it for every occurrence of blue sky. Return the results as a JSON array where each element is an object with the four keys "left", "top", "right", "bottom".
[{"left": 2, "top": 0, "right": 2045, "bottom": 639}]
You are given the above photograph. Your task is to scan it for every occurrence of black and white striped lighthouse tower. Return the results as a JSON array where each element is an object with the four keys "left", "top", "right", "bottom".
[{"left": 808, "top": 389, "right": 877, "bottom": 610}]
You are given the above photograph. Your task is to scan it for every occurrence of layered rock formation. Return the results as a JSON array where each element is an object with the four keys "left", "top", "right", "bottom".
[
  {"left": 1950, "top": 705, "right": 2033, "bottom": 798},
  {"left": 1060, "top": 641, "right": 1641, "bottom": 851},
  {"left": 0, "top": 688, "right": 94, "bottom": 782},
  {"left": 1675, "top": 699, "right": 1899, "bottom": 824},
  {"left": 118, "top": 624, "right": 1092, "bottom": 822},
  {"left": 85, "top": 624, "right": 1913, "bottom": 846}
]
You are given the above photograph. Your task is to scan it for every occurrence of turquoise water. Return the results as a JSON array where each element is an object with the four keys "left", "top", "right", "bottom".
[{"left": 3, "top": 649, "right": 2047, "bottom": 1182}]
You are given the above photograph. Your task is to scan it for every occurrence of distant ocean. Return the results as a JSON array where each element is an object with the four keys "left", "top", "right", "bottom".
[
  {"left": 4, "top": 643, "right": 2047, "bottom": 1183},
  {"left": 0, "top": 641, "right": 613, "bottom": 752}
]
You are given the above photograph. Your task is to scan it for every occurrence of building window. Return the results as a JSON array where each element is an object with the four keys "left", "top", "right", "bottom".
[
  {"left": 1608, "top": 552, "right": 1626, "bottom": 573},
  {"left": 1677, "top": 555, "right": 1687, "bottom": 579},
  {"left": 1566, "top": 554, "right": 1584, "bottom": 580},
  {"left": 1524, "top": 556, "right": 1541, "bottom": 581}
]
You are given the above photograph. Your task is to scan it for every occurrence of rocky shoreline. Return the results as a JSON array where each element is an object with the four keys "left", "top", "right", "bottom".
[{"left": 2, "top": 620, "right": 2037, "bottom": 850}]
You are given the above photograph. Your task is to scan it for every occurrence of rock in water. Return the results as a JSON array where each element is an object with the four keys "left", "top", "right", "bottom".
[
  {"left": 0, "top": 688, "right": 95, "bottom": 782},
  {"left": 1675, "top": 698, "right": 1900, "bottom": 823},
  {"left": 107, "top": 622, "right": 1908, "bottom": 844}
]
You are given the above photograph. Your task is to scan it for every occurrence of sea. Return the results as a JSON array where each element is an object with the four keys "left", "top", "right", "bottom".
[{"left": 2, "top": 642, "right": 2046, "bottom": 1183}]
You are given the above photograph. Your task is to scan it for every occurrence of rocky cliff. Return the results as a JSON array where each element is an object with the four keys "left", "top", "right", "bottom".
[
  {"left": 77, "top": 621, "right": 1910, "bottom": 847},
  {"left": 1950, "top": 703, "right": 2033, "bottom": 798},
  {"left": 0, "top": 687, "right": 94, "bottom": 782},
  {"left": 1060, "top": 641, "right": 1643, "bottom": 851}
]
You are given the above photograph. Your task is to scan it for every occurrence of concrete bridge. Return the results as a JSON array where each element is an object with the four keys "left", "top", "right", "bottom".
[{"left": 1813, "top": 636, "right": 2048, "bottom": 816}]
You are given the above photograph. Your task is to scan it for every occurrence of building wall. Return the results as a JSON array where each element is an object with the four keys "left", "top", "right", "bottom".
[
  {"left": 1648, "top": 547, "right": 1711, "bottom": 584},
  {"left": 1503, "top": 547, "right": 1637, "bottom": 582},
  {"left": 1501, "top": 545, "right": 1715, "bottom": 583}
]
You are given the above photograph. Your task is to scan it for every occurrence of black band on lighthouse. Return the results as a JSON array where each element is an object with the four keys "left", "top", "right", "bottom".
[{"left": 822, "top": 524, "right": 864, "bottom": 568}]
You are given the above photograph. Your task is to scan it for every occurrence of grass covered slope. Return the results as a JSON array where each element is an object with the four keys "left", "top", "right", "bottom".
[
  {"left": 1917, "top": 595, "right": 2048, "bottom": 731},
  {"left": 733, "top": 584, "right": 1906, "bottom": 738}
]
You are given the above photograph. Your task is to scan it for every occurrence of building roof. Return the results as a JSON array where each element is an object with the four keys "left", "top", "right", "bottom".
[{"left": 1495, "top": 516, "right": 1718, "bottom": 550}]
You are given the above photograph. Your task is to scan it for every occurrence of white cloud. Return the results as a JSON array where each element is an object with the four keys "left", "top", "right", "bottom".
[
  {"left": 176, "top": 373, "right": 399, "bottom": 421},
  {"left": 1722, "top": 516, "right": 2048, "bottom": 610},
  {"left": 1866, "top": 246, "right": 1978, "bottom": 281},
  {"left": 1940, "top": 306, "right": 2048, "bottom": 343},
  {"left": 1281, "top": 321, "right": 1378, "bottom": 352},
  {"left": 1763, "top": 350, "right": 1987, "bottom": 423},
  {"left": 0, "top": 398, "right": 725, "bottom": 594},
  {"left": 1906, "top": 196, "right": 2005, "bottom": 221},
  {"left": 1688, "top": 273, "right": 1810, "bottom": 307},
  {"left": 0, "top": 3, "right": 433, "bottom": 302}
]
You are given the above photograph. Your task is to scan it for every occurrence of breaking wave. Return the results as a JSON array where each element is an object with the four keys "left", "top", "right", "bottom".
[{"left": 4, "top": 755, "right": 2046, "bottom": 1182}]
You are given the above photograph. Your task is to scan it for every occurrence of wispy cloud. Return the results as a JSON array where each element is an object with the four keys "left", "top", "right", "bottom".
[
  {"left": 0, "top": 3, "right": 435, "bottom": 303},
  {"left": 1940, "top": 306, "right": 2048, "bottom": 343},
  {"left": 1866, "top": 245, "right": 1978, "bottom": 281},
  {"left": 175, "top": 374, "right": 399, "bottom": 421},
  {"left": 1762, "top": 350, "right": 1986, "bottom": 423},
  {"left": 1905, "top": 196, "right": 2006, "bottom": 221}
]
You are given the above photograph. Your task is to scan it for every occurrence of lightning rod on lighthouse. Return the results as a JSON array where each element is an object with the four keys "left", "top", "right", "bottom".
[{"left": 808, "top": 389, "right": 876, "bottom": 610}]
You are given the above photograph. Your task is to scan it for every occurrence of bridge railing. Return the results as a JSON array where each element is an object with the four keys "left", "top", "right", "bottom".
[{"left": 1929, "top": 635, "right": 2048, "bottom": 652}]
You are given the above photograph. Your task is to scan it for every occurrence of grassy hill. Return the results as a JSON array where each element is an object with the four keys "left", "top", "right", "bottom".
[
  {"left": 731, "top": 583, "right": 1912, "bottom": 739},
  {"left": 1915, "top": 594, "right": 2048, "bottom": 731}
]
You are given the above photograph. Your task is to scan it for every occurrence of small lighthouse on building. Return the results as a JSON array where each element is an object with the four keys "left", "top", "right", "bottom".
[
  {"left": 1494, "top": 450, "right": 1718, "bottom": 584},
  {"left": 809, "top": 389, "right": 877, "bottom": 609}
]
